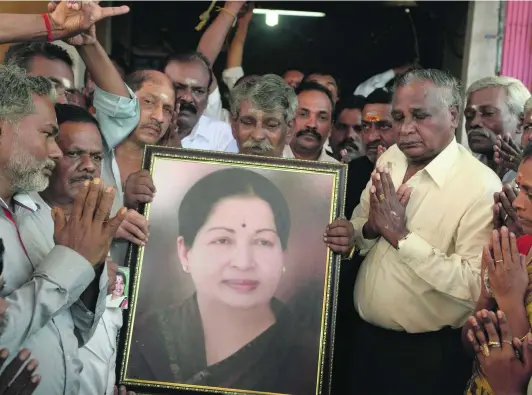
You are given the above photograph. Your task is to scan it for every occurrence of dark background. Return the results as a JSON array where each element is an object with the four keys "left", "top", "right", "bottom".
[{"left": 111, "top": 1, "right": 468, "bottom": 94}]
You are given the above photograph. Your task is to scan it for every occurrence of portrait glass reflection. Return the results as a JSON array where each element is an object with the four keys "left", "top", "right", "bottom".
[{"left": 120, "top": 150, "right": 344, "bottom": 395}]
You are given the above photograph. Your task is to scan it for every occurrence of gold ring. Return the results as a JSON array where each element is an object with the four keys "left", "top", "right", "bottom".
[
  {"left": 488, "top": 341, "right": 501, "bottom": 348},
  {"left": 378, "top": 194, "right": 385, "bottom": 201},
  {"left": 495, "top": 259, "right": 503, "bottom": 264},
  {"left": 502, "top": 340, "right": 512, "bottom": 346},
  {"left": 481, "top": 343, "right": 490, "bottom": 357}
]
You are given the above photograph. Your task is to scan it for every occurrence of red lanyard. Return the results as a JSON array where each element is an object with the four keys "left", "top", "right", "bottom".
[{"left": 3, "top": 208, "right": 30, "bottom": 260}]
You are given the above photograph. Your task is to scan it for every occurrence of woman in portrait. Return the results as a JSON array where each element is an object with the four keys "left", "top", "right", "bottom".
[
  {"left": 109, "top": 271, "right": 128, "bottom": 309},
  {"left": 128, "top": 168, "right": 318, "bottom": 395}
]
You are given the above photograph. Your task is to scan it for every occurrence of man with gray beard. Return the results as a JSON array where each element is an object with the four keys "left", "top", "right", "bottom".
[
  {"left": 229, "top": 74, "right": 298, "bottom": 158},
  {"left": 0, "top": 63, "right": 126, "bottom": 395}
]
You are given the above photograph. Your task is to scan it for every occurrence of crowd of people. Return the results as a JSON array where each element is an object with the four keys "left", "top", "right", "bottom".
[{"left": 0, "top": 1, "right": 532, "bottom": 394}]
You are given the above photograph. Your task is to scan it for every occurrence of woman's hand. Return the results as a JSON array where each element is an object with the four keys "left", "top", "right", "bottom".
[
  {"left": 485, "top": 228, "right": 528, "bottom": 305},
  {"left": 467, "top": 309, "right": 532, "bottom": 395}
]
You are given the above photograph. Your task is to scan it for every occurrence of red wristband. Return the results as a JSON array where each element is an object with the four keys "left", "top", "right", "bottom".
[{"left": 41, "top": 13, "right": 53, "bottom": 42}]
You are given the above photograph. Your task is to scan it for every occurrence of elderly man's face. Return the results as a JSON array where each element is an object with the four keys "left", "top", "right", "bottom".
[
  {"left": 232, "top": 100, "right": 293, "bottom": 157},
  {"left": 464, "top": 86, "right": 518, "bottom": 154},
  {"left": 391, "top": 80, "right": 458, "bottom": 163}
]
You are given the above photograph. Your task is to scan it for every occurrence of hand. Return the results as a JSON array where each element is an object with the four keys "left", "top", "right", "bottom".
[
  {"left": 47, "top": 1, "right": 129, "bottom": 41},
  {"left": 376, "top": 145, "right": 386, "bottom": 161},
  {"left": 0, "top": 349, "right": 40, "bottom": 394},
  {"left": 65, "top": 24, "right": 96, "bottom": 46},
  {"left": 324, "top": 218, "right": 355, "bottom": 254},
  {"left": 124, "top": 170, "right": 156, "bottom": 210},
  {"left": 238, "top": 2, "right": 254, "bottom": 25},
  {"left": 224, "top": 1, "right": 247, "bottom": 15},
  {"left": 106, "top": 258, "right": 117, "bottom": 295},
  {"left": 494, "top": 185, "right": 524, "bottom": 236},
  {"left": 480, "top": 245, "right": 495, "bottom": 301},
  {"left": 116, "top": 210, "right": 149, "bottom": 246},
  {"left": 113, "top": 385, "right": 136, "bottom": 395},
  {"left": 467, "top": 309, "right": 532, "bottom": 395},
  {"left": 366, "top": 165, "right": 409, "bottom": 247},
  {"left": 494, "top": 135, "right": 523, "bottom": 173},
  {"left": 485, "top": 228, "right": 528, "bottom": 304},
  {"left": 53, "top": 178, "right": 127, "bottom": 266}
]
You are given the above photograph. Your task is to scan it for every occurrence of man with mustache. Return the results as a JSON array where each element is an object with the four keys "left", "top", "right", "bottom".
[
  {"left": 229, "top": 74, "right": 297, "bottom": 158},
  {"left": 344, "top": 88, "right": 397, "bottom": 218},
  {"left": 163, "top": 51, "right": 235, "bottom": 151},
  {"left": 465, "top": 76, "right": 530, "bottom": 181},
  {"left": 328, "top": 95, "right": 366, "bottom": 163},
  {"left": 288, "top": 82, "right": 338, "bottom": 163},
  {"left": 19, "top": 103, "right": 135, "bottom": 395},
  {"left": 0, "top": 63, "right": 126, "bottom": 395}
]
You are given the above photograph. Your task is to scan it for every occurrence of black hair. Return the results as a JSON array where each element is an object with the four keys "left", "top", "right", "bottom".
[
  {"left": 178, "top": 168, "right": 291, "bottom": 249},
  {"left": 523, "top": 143, "right": 532, "bottom": 162},
  {"left": 365, "top": 88, "right": 393, "bottom": 105},
  {"left": 161, "top": 51, "right": 213, "bottom": 89},
  {"left": 124, "top": 70, "right": 159, "bottom": 93},
  {"left": 54, "top": 103, "right": 100, "bottom": 130},
  {"left": 4, "top": 42, "right": 73, "bottom": 70},
  {"left": 296, "top": 81, "right": 335, "bottom": 112},
  {"left": 116, "top": 271, "right": 126, "bottom": 283},
  {"left": 303, "top": 71, "right": 340, "bottom": 96},
  {"left": 334, "top": 95, "right": 365, "bottom": 120}
]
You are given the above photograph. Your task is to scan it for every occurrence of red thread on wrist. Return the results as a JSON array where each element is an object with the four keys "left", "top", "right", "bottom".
[{"left": 41, "top": 13, "right": 54, "bottom": 42}]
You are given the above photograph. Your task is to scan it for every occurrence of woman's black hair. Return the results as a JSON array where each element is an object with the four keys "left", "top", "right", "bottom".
[
  {"left": 116, "top": 271, "right": 126, "bottom": 284},
  {"left": 178, "top": 168, "right": 291, "bottom": 249},
  {"left": 523, "top": 142, "right": 532, "bottom": 162}
]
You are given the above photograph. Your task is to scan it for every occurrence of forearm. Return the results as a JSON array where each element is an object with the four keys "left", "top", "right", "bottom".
[
  {"left": 226, "top": 25, "right": 248, "bottom": 69},
  {"left": 78, "top": 41, "right": 129, "bottom": 98},
  {"left": 462, "top": 296, "right": 496, "bottom": 355},
  {"left": 0, "top": 14, "right": 68, "bottom": 44},
  {"left": 497, "top": 298, "right": 530, "bottom": 339},
  {"left": 197, "top": 10, "right": 236, "bottom": 66}
]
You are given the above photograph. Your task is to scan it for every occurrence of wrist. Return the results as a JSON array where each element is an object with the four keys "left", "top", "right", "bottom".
[
  {"left": 497, "top": 296, "right": 526, "bottom": 314},
  {"left": 392, "top": 228, "right": 409, "bottom": 249}
]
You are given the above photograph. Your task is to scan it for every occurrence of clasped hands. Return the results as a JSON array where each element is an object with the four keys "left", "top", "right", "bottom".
[{"left": 324, "top": 165, "right": 412, "bottom": 253}]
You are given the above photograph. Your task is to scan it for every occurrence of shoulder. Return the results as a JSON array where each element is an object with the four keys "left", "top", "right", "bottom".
[
  {"left": 454, "top": 144, "right": 502, "bottom": 194},
  {"left": 199, "top": 115, "right": 232, "bottom": 132}
]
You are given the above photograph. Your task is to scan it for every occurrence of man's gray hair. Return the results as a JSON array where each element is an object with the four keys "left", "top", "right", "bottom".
[
  {"left": 0, "top": 64, "right": 56, "bottom": 125},
  {"left": 230, "top": 74, "right": 298, "bottom": 122},
  {"left": 466, "top": 76, "right": 530, "bottom": 118},
  {"left": 525, "top": 96, "right": 532, "bottom": 114},
  {"left": 393, "top": 68, "right": 463, "bottom": 111}
]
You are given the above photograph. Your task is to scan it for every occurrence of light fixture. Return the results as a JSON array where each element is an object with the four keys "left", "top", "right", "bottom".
[
  {"left": 265, "top": 11, "right": 279, "bottom": 27},
  {"left": 254, "top": 8, "right": 325, "bottom": 27}
]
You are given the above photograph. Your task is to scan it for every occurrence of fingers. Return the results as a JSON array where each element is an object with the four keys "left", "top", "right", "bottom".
[
  {"left": 509, "top": 230, "right": 520, "bottom": 266},
  {"left": 71, "top": 180, "right": 90, "bottom": 221},
  {"left": 52, "top": 207, "right": 67, "bottom": 236},
  {"left": 496, "top": 310, "right": 513, "bottom": 347},
  {"left": 105, "top": 207, "right": 127, "bottom": 239},
  {"left": 6, "top": 358, "right": 39, "bottom": 395},
  {"left": 371, "top": 171, "right": 385, "bottom": 200},
  {"left": 379, "top": 167, "right": 394, "bottom": 198},
  {"left": 326, "top": 218, "right": 350, "bottom": 231},
  {"left": 481, "top": 310, "right": 501, "bottom": 344},
  {"left": 125, "top": 210, "right": 149, "bottom": 235},
  {"left": 483, "top": 245, "right": 496, "bottom": 273},
  {"left": 492, "top": 203, "right": 503, "bottom": 229},
  {"left": 491, "top": 229, "right": 503, "bottom": 270},
  {"left": 0, "top": 349, "right": 30, "bottom": 393},
  {"left": 503, "top": 183, "right": 518, "bottom": 201},
  {"left": 324, "top": 219, "right": 353, "bottom": 253},
  {"left": 499, "top": 227, "right": 512, "bottom": 267},
  {"left": 82, "top": 178, "right": 103, "bottom": 223},
  {"left": 117, "top": 220, "right": 148, "bottom": 246},
  {"left": 522, "top": 333, "right": 532, "bottom": 371},
  {"left": 472, "top": 311, "right": 490, "bottom": 357},
  {"left": 397, "top": 186, "right": 413, "bottom": 207},
  {"left": 98, "top": 5, "right": 130, "bottom": 20},
  {"left": 93, "top": 186, "right": 116, "bottom": 223}
]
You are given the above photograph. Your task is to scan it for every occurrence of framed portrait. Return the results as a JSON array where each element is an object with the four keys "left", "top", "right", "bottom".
[{"left": 117, "top": 147, "right": 347, "bottom": 395}]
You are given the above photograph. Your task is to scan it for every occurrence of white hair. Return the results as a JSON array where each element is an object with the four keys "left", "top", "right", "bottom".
[
  {"left": 230, "top": 74, "right": 298, "bottom": 122},
  {"left": 524, "top": 96, "right": 532, "bottom": 114},
  {"left": 466, "top": 76, "right": 530, "bottom": 118},
  {"left": 393, "top": 68, "right": 463, "bottom": 111}
]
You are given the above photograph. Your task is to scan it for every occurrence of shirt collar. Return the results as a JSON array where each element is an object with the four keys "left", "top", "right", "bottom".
[
  {"left": 0, "top": 193, "right": 39, "bottom": 213},
  {"left": 186, "top": 116, "right": 210, "bottom": 142},
  {"left": 422, "top": 137, "right": 460, "bottom": 188}
]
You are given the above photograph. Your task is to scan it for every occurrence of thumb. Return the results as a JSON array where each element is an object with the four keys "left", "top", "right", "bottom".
[
  {"left": 52, "top": 207, "right": 67, "bottom": 235},
  {"left": 106, "top": 207, "right": 127, "bottom": 238}
]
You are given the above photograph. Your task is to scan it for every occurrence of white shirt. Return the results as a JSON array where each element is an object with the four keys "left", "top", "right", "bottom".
[
  {"left": 203, "top": 67, "right": 244, "bottom": 124},
  {"left": 351, "top": 139, "right": 502, "bottom": 333},
  {"left": 181, "top": 115, "right": 237, "bottom": 152},
  {"left": 8, "top": 193, "right": 108, "bottom": 395},
  {"left": 17, "top": 193, "right": 117, "bottom": 395},
  {"left": 283, "top": 145, "right": 339, "bottom": 163},
  {"left": 353, "top": 69, "right": 396, "bottom": 97}
]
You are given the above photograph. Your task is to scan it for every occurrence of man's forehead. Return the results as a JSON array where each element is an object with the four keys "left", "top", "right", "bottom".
[
  {"left": 240, "top": 101, "right": 283, "bottom": 119},
  {"left": 467, "top": 86, "right": 506, "bottom": 107},
  {"left": 165, "top": 61, "right": 209, "bottom": 85},
  {"left": 297, "top": 90, "right": 332, "bottom": 111},
  {"left": 137, "top": 81, "right": 174, "bottom": 104},
  {"left": 394, "top": 81, "right": 442, "bottom": 106}
]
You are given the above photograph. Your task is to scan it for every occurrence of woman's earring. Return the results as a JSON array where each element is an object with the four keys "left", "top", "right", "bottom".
[
  {"left": 182, "top": 265, "right": 189, "bottom": 273},
  {"left": 282, "top": 266, "right": 286, "bottom": 273}
]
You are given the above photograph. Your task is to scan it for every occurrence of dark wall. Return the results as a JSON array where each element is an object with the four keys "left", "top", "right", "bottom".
[{"left": 113, "top": 1, "right": 468, "bottom": 93}]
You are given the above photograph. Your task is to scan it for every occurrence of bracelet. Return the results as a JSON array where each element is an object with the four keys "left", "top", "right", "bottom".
[
  {"left": 41, "top": 13, "right": 54, "bottom": 42},
  {"left": 217, "top": 7, "right": 237, "bottom": 27},
  {"left": 519, "top": 332, "right": 531, "bottom": 342}
]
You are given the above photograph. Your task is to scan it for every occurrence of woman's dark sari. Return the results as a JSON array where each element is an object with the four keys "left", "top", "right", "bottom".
[{"left": 128, "top": 295, "right": 318, "bottom": 395}]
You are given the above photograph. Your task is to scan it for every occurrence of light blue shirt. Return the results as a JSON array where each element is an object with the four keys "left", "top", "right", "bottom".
[{"left": 1, "top": 193, "right": 108, "bottom": 395}]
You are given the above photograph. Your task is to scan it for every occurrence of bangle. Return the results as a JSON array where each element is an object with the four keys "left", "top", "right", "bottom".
[
  {"left": 41, "top": 13, "right": 54, "bottom": 42},
  {"left": 519, "top": 332, "right": 531, "bottom": 342},
  {"left": 217, "top": 7, "right": 237, "bottom": 27}
]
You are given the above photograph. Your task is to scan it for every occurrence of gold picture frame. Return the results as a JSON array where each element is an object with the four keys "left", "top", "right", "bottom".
[{"left": 117, "top": 146, "right": 347, "bottom": 395}]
